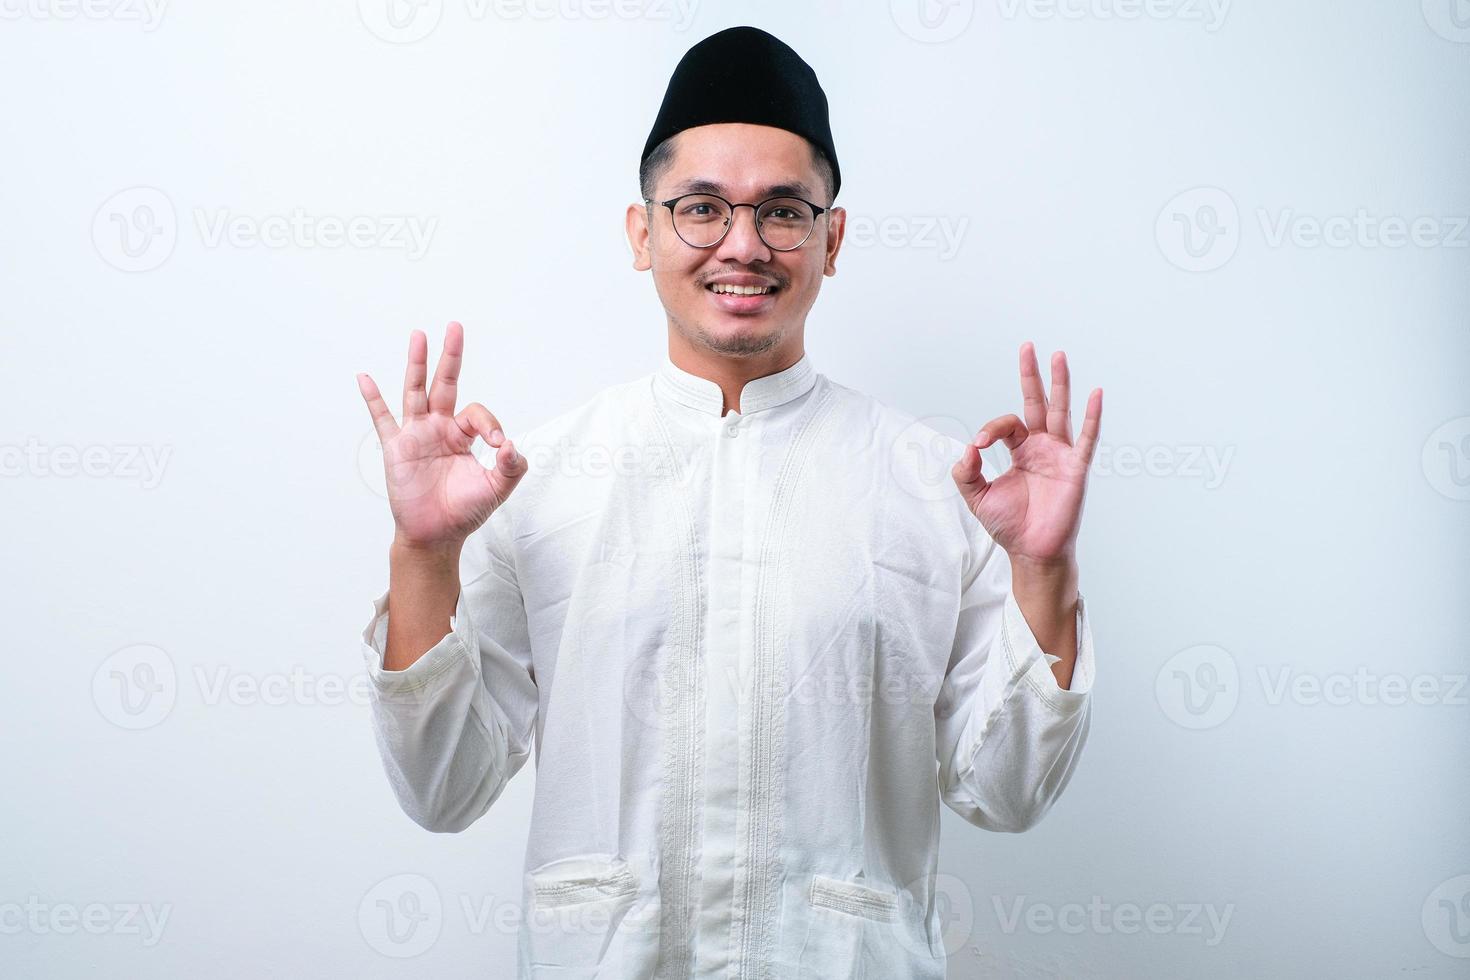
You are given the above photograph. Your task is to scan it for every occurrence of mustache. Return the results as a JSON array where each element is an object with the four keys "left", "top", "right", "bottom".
[{"left": 698, "top": 269, "right": 787, "bottom": 288}]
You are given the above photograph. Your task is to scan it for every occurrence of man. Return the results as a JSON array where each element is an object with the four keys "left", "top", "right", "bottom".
[{"left": 355, "top": 25, "right": 1102, "bottom": 979}]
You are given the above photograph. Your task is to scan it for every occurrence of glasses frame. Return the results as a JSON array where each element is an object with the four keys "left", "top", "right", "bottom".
[{"left": 646, "top": 192, "right": 832, "bottom": 252}]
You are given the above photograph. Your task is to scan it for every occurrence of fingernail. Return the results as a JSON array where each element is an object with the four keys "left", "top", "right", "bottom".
[{"left": 490, "top": 428, "right": 503, "bottom": 444}]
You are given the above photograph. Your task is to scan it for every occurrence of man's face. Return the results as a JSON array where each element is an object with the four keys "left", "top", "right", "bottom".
[{"left": 626, "top": 123, "right": 845, "bottom": 358}]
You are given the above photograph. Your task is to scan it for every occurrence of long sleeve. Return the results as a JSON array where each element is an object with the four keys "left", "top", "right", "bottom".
[
  {"left": 934, "top": 517, "right": 1095, "bottom": 833},
  {"left": 358, "top": 508, "right": 538, "bottom": 833}
]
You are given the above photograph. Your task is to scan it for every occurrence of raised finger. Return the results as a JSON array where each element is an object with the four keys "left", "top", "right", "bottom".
[
  {"left": 356, "top": 372, "right": 400, "bottom": 442},
  {"left": 1019, "top": 341, "right": 1048, "bottom": 433},
  {"left": 1075, "top": 388, "right": 1103, "bottom": 466},
  {"left": 402, "top": 329, "right": 429, "bottom": 420},
  {"left": 1048, "top": 350, "right": 1073, "bottom": 445},
  {"left": 428, "top": 321, "right": 465, "bottom": 416},
  {"left": 974, "top": 413, "right": 1029, "bottom": 451}
]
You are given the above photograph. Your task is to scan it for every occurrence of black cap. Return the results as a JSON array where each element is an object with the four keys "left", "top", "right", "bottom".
[{"left": 641, "top": 26, "right": 841, "bottom": 201}]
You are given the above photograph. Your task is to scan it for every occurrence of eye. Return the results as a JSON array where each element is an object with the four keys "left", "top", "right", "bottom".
[{"left": 679, "top": 203, "right": 723, "bottom": 218}]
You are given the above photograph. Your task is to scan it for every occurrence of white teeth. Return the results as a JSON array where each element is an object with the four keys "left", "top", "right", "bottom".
[{"left": 709, "top": 283, "right": 773, "bottom": 295}]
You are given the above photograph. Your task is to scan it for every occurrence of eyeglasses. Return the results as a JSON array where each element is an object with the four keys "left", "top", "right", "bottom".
[{"left": 646, "top": 193, "right": 831, "bottom": 251}]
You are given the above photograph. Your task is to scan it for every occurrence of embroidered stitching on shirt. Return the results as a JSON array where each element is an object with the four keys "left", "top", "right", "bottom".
[
  {"left": 735, "top": 382, "right": 839, "bottom": 980},
  {"left": 648, "top": 394, "right": 707, "bottom": 980},
  {"left": 809, "top": 874, "right": 900, "bottom": 922},
  {"left": 533, "top": 867, "right": 639, "bottom": 909}
]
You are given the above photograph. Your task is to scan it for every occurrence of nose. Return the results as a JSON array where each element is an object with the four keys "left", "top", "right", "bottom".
[{"left": 714, "top": 204, "right": 772, "bottom": 265}]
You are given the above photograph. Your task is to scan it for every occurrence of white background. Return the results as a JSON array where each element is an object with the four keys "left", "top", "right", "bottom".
[{"left": 2, "top": 1, "right": 1468, "bottom": 976}]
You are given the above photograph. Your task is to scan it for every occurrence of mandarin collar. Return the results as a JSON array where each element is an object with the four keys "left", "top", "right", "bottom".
[{"left": 653, "top": 352, "right": 817, "bottom": 417}]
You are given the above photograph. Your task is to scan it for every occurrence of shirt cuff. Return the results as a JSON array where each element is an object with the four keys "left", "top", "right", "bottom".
[
  {"left": 1001, "top": 588, "right": 1095, "bottom": 702},
  {"left": 359, "top": 588, "right": 478, "bottom": 697}
]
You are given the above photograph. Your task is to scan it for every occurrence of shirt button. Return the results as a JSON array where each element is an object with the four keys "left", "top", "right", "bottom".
[{"left": 724, "top": 421, "right": 740, "bottom": 438}]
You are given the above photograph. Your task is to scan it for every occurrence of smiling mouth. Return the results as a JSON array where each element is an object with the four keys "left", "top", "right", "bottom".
[{"left": 705, "top": 283, "right": 779, "bottom": 296}]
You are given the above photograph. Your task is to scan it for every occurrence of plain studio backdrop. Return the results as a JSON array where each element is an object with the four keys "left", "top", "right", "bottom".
[{"left": 2, "top": 1, "right": 1467, "bottom": 977}]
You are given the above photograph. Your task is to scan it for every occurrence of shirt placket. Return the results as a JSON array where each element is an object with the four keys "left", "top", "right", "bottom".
[{"left": 690, "top": 405, "right": 760, "bottom": 979}]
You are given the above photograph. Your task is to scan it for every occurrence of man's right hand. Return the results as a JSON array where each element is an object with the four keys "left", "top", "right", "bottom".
[{"left": 357, "top": 321, "right": 528, "bottom": 551}]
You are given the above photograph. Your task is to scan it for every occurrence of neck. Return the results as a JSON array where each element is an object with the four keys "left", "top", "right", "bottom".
[{"left": 666, "top": 330, "right": 804, "bottom": 416}]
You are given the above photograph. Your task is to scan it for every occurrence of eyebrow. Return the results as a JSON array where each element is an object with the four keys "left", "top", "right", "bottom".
[{"left": 667, "top": 178, "right": 815, "bottom": 200}]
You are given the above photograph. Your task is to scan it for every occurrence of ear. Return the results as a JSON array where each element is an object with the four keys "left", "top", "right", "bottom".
[
  {"left": 625, "top": 202, "right": 652, "bottom": 272},
  {"left": 822, "top": 206, "right": 846, "bottom": 277}
]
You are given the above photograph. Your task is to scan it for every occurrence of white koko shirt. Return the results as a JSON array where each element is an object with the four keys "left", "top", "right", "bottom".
[{"left": 359, "top": 352, "right": 1095, "bottom": 979}]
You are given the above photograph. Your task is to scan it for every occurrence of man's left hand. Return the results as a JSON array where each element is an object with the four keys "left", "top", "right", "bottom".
[{"left": 951, "top": 341, "right": 1102, "bottom": 571}]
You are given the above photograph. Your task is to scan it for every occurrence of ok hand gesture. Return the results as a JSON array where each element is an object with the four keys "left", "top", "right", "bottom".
[
  {"left": 356, "top": 322, "right": 528, "bottom": 550},
  {"left": 951, "top": 342, "right": 1102, "bottom": 567}
]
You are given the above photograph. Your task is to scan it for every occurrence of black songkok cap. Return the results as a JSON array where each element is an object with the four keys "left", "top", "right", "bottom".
[{"left": 641, "top": 26, "right": 841, "bottom": 201}]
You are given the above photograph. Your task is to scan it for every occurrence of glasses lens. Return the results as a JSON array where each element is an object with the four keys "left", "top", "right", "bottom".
[
  {"left": 671, "top": 195, "right": 733, "bottom": 248},
  {"left": 756, "top": 198, "right": 816, "bottom": 250}
]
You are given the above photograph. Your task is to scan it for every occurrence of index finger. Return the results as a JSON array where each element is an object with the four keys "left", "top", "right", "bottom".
[
  {"left": 1019, "top": 341, "right": 1048, "bottom": 433},
  {"left": 1048, "top": 350, "right": 1073, "bottom": 445},
  {"left": 356, "top": 372, "right": 399, "bottom": 442},
  {"left": 428, "top": 321, "right": 465, "bottom": 416},
  {"left": 1076, "top": 388, "right": 1103, "bottom": 466}
]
